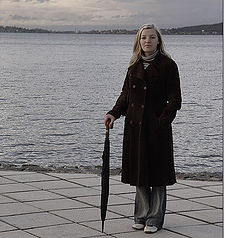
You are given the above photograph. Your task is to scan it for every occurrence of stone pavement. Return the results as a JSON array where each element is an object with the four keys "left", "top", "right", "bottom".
[{"left": 0, "top": 170, "right": 222, "bottom": 238}]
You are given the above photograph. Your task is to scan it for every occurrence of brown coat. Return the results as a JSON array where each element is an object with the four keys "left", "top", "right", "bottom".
[{"left": 108, "top": 53, "right": 182, "bottom": 186}]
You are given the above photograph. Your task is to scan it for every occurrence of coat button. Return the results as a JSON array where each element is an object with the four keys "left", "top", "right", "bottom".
[
  {"left": 133, "top": 85, "right": 136, "bottom": 89},
  {"left": 139, "top": 121, "right": 142, "bottom": 125},
  {"left": 143, "top": 86, "right": 147, "bottom": 90},
  {"left": 141, "top": 104, "right": 144, "bottom": 109},
  {"left": 130, "top": 120, "right": 133, "bottom": 124},
  {"left": 131, "top": 103, "right": 134, "bottom": 107}
]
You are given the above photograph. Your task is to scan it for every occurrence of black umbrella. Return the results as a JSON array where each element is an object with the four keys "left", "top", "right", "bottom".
[{"left": 100, "top": 120, "right": 110, "bottom": 232}]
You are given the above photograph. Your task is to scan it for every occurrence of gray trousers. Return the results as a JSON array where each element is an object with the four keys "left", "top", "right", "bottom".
[{"left": 134, "top": 186, "right": 166, "bottom": 229}]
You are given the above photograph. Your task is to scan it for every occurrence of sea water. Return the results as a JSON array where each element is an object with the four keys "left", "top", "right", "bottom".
[{"left": 0, "top": 33, "right": 222, "bottom": 173}]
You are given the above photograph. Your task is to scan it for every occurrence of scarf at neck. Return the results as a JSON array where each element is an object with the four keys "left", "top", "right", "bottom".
[
  {"left": 141, "top": 50, "right": 158, "bottom": 62},
  {"left": 141, "top": 50, "right": 158, "bottom": 69}
]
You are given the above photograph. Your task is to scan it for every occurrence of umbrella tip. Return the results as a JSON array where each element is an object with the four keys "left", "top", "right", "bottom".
[{"left": 102, "top": 222, "right": 104, "bottom": 232}]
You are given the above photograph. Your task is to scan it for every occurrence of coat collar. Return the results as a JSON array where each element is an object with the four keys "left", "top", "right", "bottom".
[
  {"left": 129, "top": 53, "right": 167, "bottom": 80},
  {"left": 133, "top": 60, "right": 145, "bottom": 80}
]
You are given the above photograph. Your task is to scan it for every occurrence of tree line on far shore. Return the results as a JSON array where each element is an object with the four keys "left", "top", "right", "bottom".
[{"left": 0, "top": 23, "right": 222, "bottom": 35}]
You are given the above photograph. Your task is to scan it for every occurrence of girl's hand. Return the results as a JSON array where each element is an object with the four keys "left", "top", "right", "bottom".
[{"left": 104, "top": 114, "right": 115, "bottom": 129}]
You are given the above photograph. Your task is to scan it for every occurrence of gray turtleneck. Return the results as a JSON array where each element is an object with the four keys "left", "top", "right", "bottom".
[{"left": 142, "top": 50, "right": 158, "bottom": 70}]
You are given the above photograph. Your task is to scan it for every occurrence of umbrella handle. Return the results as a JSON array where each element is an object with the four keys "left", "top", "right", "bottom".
[{"left": 105, "top": 119, "right": 110, "bottom": 136}]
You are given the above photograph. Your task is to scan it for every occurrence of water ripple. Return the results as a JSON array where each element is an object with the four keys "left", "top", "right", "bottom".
[{"left": 0, "top": 34, "right": 222, "bottom": 173}]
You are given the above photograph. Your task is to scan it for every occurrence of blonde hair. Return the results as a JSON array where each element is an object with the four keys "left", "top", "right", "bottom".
[{"left": 129, "top": 24, "right": 170, "bottom": 68}]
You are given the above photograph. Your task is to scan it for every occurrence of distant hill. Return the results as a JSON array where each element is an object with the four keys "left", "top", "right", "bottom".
[
  {"left": 0, "top": 26, "right": 76, "bottom": 34},
  {"left": 0, "top": 26, "right": 51, "bottom": 33},
  {"left": 161, "top": 23, "right": 223, "bottom": 35},
  {"left": 0, "top": 23, "right": 223, "bottom": 35}
]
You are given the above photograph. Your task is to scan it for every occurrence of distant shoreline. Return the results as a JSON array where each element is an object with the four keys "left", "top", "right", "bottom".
[
  {"left": 0, "top": 163, "right": 222, "bottom": 181},
  {"left": 0, "top": 23, "right": 223, "bottom": 35}
]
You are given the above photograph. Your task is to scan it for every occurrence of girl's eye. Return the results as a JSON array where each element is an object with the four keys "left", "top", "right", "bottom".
[{"left": 141, "top": 36, "right": 156, "bottom": 40}]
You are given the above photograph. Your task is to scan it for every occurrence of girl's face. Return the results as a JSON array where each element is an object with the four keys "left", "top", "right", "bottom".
[{"left": 140, "top": 28, "right": 159, "bottom": 57}]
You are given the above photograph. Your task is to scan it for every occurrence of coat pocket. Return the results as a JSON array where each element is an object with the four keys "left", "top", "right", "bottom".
[{"left": 156, "top": 114, "right": 171, "bottom": 130}]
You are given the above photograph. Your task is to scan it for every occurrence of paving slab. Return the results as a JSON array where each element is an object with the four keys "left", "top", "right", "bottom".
[
  {"left": 74, "top": 195, "right": 101, "bottom": 207},
  {"left": 26, "top": 198, "right": 90, "bottom": 211},
  {"left": 0, "top": 230, "right": 38, "bottom": 238},
  {"left": 0, "top": 177, "right": 17, "bottom": 185},
  {"left": 167, "top": 199, "right": 213, "bottom": 213},
  {"left": 47, "top": 173, "right": 99, "bottom": 179},
  {"left": 0, "top": 203, "right": 41, "bottom": 216},
  {"left": 190, "top": 196, "right": 223, "bottom": 209},
  {"left": 117, "top": 193, "right": 135, "bottom": 201},
  {"left": 0, "top": 183, "right": 37, "bottom": 194},
  {"left": 51, "top": 187, "right": 100, "bottom": 198},
  {"left": 114, "top": 228, "right": 187, "bottom": 238},
  {"left": 5, "top": 190, "right": 64, "bottom": 202},
  {"left": 164, "top": 213, "right": 206, "bottom": 228},
  {"left": 109, "top": 184, "right": 136, "bottom": 195},
  {"left": 0, "top": 171, "right": 36, "bottom": 176},
  {"left": 66, "top": 177, "right": 101, "bottom": 187},
  {"left": 166, "top": 194, "right": 183, "bottom": 201},
  {"left": 51, "top": 207, "right": 122, "bottom": 223},
  {"left": 109, "top": 178, "right": 123, "bottom": 186},
  {"left": 112, "top": 192, "right": 184, "bottom": 202},
  {"left": 179, "top": 209, "right": 223, "bottom": 224},
  {"left": 1, "top": 212, "right": 71, "bottom": 229},
  {"left": 107, "top": 204, "right": 134, "bottom": 217},
  {"left": 0, "top": 171, "right": 222, "bottom": 238},
  {"left": 178, "top": 180, "right": 222, "bottom": 187},
  {"left": 167, "top": 187, "right": 219, "bottom": 199},
  {"left": 76, "top": 194, "right": 133, "bottom": 207},
  {"left": 200, "top": 185, "right": 223, "bottom": 194},
  {"left": 215, "top": 222, "right": 223, "bottom": 227},
  {"left": 2, "top": 173, "right": 59, "bottom": 183},
  {"left": 83, "top": 217, "right": 133, "bottom": 234},
  {"left": 69, "top": 177, "right": 122, "bottom": 187},
  {"left": 167, "top": 183, "right": 190, "bottom": 191},
  {"left": 25, "top": 180, "right": 82, "bottom": 190},
  {"left": 26, "top": 223, "right": 104, "bottom": 238},
  {"left": 0, "top": 220, "right": 17, "bottom": 232},
  {"left": 0, "top": 195, "right": 18, "bottom": 204},
  {"left": 110, "top": 175, "right": 121, "bottom": 181},
  {"left": 168, "top": 224, "right": 222, "bottom": 238}
]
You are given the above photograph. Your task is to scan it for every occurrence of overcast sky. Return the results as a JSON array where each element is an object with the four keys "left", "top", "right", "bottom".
[{"left": 0, "top": 0, "right": 222, "bottom": 31}]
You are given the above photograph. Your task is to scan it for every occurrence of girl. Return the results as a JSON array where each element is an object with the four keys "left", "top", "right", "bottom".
[{"left": 104, "top": 24, "right": 182, "bottom": 234}]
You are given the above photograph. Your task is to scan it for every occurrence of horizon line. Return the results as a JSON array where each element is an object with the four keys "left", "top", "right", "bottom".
[{"left": 1, "top": 22, "right": 223, "bottom": 32}]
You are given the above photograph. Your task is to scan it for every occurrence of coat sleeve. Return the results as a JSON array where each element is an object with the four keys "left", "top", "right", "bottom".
[
  {"left": 107, "top": 71, "right": 130, "bottom": 119},
  {"left": 159, "top": 60, "right": 182, "bottom": 127}
]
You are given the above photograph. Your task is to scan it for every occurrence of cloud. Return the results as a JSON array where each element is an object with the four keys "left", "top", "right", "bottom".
[
  {"left": 35, "top": 0, "right": 50, "bottom": 2},
  {"left": 25, "top": 0, "right": 50, "bottom": 2},
  {"left": 11, "top": 0, "right": 50, "bottom": 2},
  {"left": 111, "top": 0, "right": 142, "bottom": 2},
  {"left": 1, "top": 0, "right": 222, "bottom": 30},
  {"left": 10, "top": 14, "right": 39, "bottom": 21},
  {"left": 111, "top": 15, "right": 121, "bottom": 19}
]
